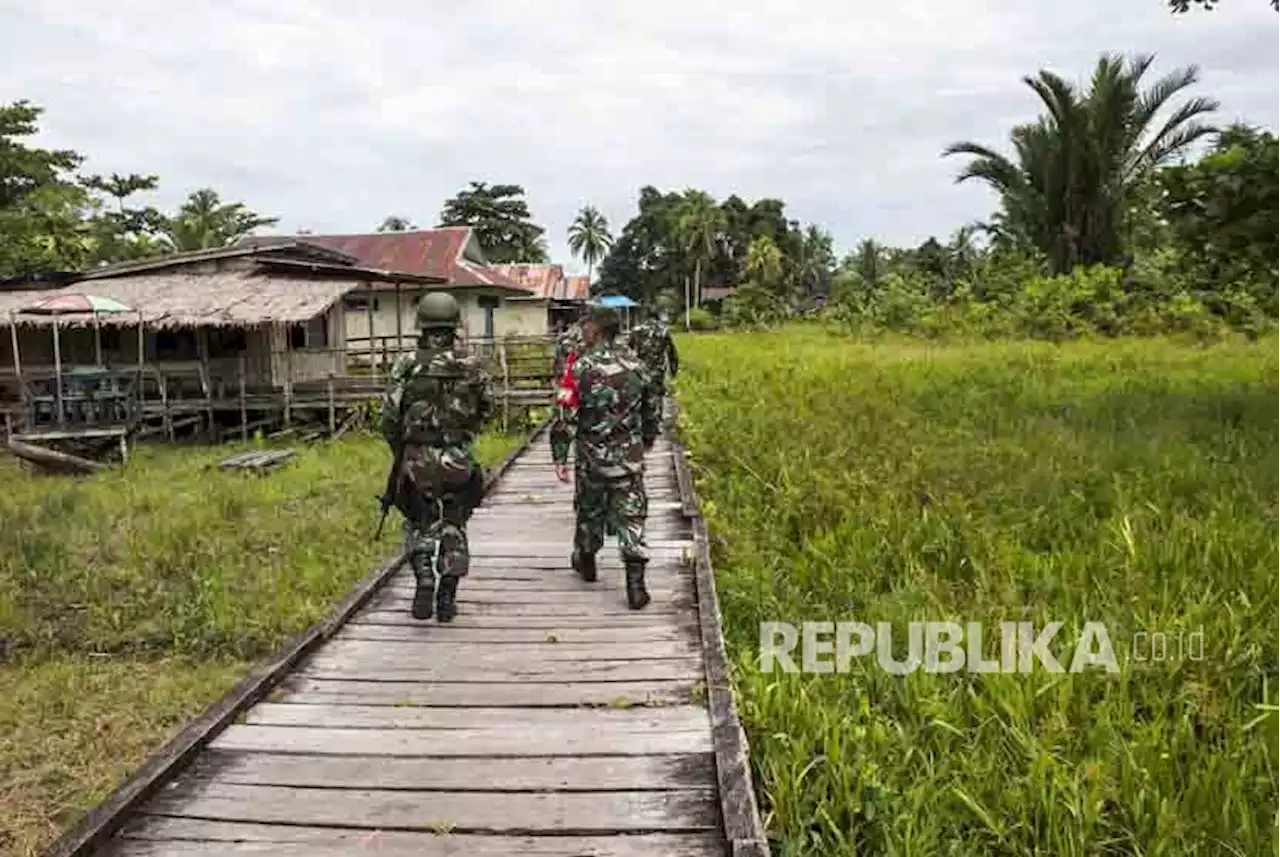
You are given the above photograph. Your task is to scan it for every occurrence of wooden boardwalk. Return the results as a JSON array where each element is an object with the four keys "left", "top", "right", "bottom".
[{"left": 81, "top": 416, "right": 766, "bottom": 856}]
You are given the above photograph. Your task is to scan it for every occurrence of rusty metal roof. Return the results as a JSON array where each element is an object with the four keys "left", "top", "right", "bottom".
[
  {"left": 563, "top": 275, "right": 591, "bottom": 300},
  {"left": 239, "top": 228, "right": 527, "bottom": 292},
  {"left": 489, "top": 264, "right": 565, "bottom": 298}
]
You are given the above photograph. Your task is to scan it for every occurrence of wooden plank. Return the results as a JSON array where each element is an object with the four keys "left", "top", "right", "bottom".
[
  {"left": 382, "top": 577, "right": 691, "bottom": 595},
  {"left": 296, "top": 656, "right": 705, "bottom": 683},
  {"left": 244, "top": 702, "right": 711, "bottom": 732},
  {"left": 351, "top": 601, "right": 692, "bottom": 619},
  {"left": 669, "top": 415, "right": 770, "bottom": 856},
  {"left": 145, "top": 782, "right": 717, "bottom": 834},
  {"left": 332, "top": 624, "right": 696, "bottom": 644},
  {"left": 366, "top": 588, "right": 696, "bottom": 611},
  {"left": 42, "top": 417, "right": 556, "bottom": 857},
  {"left": 349, "top": 610, "right": 694, "bottom": 628},
  {"left": 272, "top": 677, "right": 699, "bottom": 708},
  {"left": 111, "top": 819, "right": 723, "bottom": 856},
  {"left": 296, "top": 638, "right": 700, "bottom": 666},
  {"left": 210, "top": 725, "right": 712, "bottom": 757}
]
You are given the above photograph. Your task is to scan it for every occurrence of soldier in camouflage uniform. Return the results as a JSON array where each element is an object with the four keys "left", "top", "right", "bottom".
[
  {"left": 550, "top": 305, "right": 661, "bottom": 609},
  {"left": 627, "top": 308, "right": 679, "bottom": 403},
  {"left": 380, "top": 293, "right": 495, "bottom": 622},
  {"left": 552, "top": 310, "right": 587, "bottom": 380}
]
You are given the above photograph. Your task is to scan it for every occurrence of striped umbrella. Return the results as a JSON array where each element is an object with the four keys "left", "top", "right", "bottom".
[
  {"left": 11, "top": 295, "right": 139, "bottom": 424},
  {"left": 20, "top": 294, "right": 133, "bottom": 315}
]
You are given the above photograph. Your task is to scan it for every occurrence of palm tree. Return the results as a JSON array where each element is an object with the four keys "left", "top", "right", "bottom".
[
  {"left": 566, "top": 205, "right": 613, "bottom": 284},
  {"left": 159, "top": 188, "right": 278, "bottom": 252},
  {"left": 675, "top": 190, "right": 725, "bottom": 314},
  {"left": 378, "top": 215, "right": 414, "bottom": 232},
  {"left": 943, "top": 52, "right": 1218, "bottom": 273}
]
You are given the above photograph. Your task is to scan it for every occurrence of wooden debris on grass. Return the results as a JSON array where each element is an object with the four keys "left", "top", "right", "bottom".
[{"left": 218, "top": 449, "right": 297, "bottom": 474}]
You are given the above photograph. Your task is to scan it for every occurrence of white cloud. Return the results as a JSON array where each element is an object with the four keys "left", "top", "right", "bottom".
[{"left": 2, "top": 0, "right": 1275, "bottom": 270}]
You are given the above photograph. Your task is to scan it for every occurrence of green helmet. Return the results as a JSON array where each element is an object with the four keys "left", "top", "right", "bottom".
[{"left": 416, "top": 292, "right": 460, "bottom": 329}]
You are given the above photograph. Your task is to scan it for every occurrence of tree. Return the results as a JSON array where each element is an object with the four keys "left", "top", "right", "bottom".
[
  {"left": 159, "top": 188, "right": 279, "bottom": 252},
  {"left": 80, "top": 172, "right": 166, "bottom": 263},
  {"left": 566, "top": 205, "right": 613, "bottom": 284},
  {"left": 943, "top": 52, "right": 1218, "bottom": 273},
  {"left": 1159, "top": 123, "right": 1279, "bottom": 313},
  {"left": 675, "top": 189, "right": 726, "bottom": 313},
  {"left": 438, "top": 181, "right": 548, "bottom": 263},
  {"left": 378, "top": 215, "right": 414, "bottom": 231}
]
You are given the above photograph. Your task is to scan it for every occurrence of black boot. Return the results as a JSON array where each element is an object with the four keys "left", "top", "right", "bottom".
[
  {"left": 436, "top": 576, "right": 458, "bottom": 623},
  {"left": 411, "top": 565, "right": 435, "bottom": 621},
  {"left": 625, "top": 560, "right": 650, "bottom": 610},
  {"left": 572, "top": 550, "right": 597, "bottom": 583}
]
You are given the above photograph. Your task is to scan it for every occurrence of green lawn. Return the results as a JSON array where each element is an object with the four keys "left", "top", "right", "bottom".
[
  {"left": 0, "top": 426, "right": 525, "bottom": 857},
  {"left": 673, "top": 328, "right": 1278, "bottom": 856}
]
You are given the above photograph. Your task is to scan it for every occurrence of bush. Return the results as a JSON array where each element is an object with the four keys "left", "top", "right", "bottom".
[{"left": 686, "top": 306, "right": 719, "bottom": 331}]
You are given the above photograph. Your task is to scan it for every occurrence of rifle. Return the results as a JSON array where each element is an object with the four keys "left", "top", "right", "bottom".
[{"left": 374, "top": 436, "right": 406, "bottom": 541}]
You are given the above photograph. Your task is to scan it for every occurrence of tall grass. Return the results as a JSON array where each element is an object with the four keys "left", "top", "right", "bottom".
[
  {"left": 0, "top": 427, "right": 523, "bottom": 856},
  {"left": 675, "top": 328, "right": 1278, "bottom": 856}
]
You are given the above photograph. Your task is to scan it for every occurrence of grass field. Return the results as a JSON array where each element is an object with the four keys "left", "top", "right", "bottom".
[
  {"left": 0, "top": 425, "right": 526, "bottom": 856},
  {"left": 674, "top": 328, "right": 1278, "bottom": 856}
]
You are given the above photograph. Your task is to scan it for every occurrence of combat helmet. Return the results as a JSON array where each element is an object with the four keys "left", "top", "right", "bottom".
[{"left": 416, "top": 292, "right": 460, "bottom": 329}]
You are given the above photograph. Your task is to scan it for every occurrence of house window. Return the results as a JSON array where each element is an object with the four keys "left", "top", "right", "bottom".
[
  {"left": 306, "top": 316, "right": 329, "bottom": 348},
  {"left": 477, "top": 295, "right": 499, "bottom": 340},
  {"left": 288, "top": 323, "right": 307, "bottom": 350},
  {"left": 344, "top": 295, "right": 379, "bottom": 312}
]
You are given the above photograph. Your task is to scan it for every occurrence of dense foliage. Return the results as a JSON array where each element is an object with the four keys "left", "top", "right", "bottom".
[
  {"left": 437, "top": 180, "right": 550, "bottom": 263},
  {"left": 595, "top": 186, "right": 834, "bottom": 312},
  {"left": 0, "top": 101, "right": 279, "bottom": 277}
]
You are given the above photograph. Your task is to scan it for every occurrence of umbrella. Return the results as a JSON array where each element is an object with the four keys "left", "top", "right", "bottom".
[
  {"left": 11, "top": 293, "right": 138, "bottom": 427},
  {"left": 20, "top": 294, "right": 134, "bottom": 315}
]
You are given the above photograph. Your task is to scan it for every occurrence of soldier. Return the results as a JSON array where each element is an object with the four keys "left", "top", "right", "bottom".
[
  {"left": 627, "top": 308, "right": 680, "bottom": 404},
  {"left": 550, "top": 305, "right": 660, "bottom": 609},
  {"left": 552, "top": 308, "right": 587, "bottom": 380},
  {"left": 380, "top": 293, "right": 495, "bottom": 622}
]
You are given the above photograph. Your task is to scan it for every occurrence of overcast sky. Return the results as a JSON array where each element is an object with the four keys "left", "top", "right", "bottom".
[{"left": 3, "top": 1, "right": 1276, "bottom": 273}]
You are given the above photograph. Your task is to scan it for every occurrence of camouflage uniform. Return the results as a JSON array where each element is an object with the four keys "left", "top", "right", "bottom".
[
  {"left": 381, "top": 294, "right": 494, "bottom": 622},
  {"left": 553, "top": 321, "right": 585, "bottom": 380},
  {"left": 550, "top": 305, "right": 661, "bottom": 609},
  {"left": 626, "top": 313, "right": 679, "bottom": 402}
]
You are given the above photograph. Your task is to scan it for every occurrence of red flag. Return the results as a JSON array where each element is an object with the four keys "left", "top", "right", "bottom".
[{"left": 555, "top": 351, "right": 580, "bottom": 409}]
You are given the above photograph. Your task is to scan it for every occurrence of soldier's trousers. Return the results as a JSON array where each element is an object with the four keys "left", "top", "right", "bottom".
[
  {"left": 573, "top": 466, "right": 648, "bottom": 565},
  {"left": 397, "top": 469, "right": 483, "bottom": 585}
]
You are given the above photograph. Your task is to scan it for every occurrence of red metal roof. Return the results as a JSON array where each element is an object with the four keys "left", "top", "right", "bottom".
[
  {"left": 239, "top": 228, "right": 524, "bottom": 291},
  {"left": 489, "top": 264, "right": 566, "bottom": 298},
  {"left": 563, "top": 275, "right": 591, "bottom": 300}
]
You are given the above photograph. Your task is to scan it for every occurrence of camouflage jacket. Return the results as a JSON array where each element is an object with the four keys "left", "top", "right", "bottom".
[
  {"left": 553, "top": 323, "right": 585, "bottom": 378},
  {"left": 550, "top": 340, "right": 660, "bottom": 478},
  {"left": 626, "top": 319, "right": 679, "bottom": 380},
  {"left": 380, "top": 331, "right": 495, "bottom": 456}
]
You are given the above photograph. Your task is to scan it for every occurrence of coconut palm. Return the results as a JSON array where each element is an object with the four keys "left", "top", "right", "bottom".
[
  {"left": 159, "top": 188, "right": 278, "bottom": 252},
  {"left": 675, "top": 189, "right": 725, "bottom": 310},
  {"left": 943, "top": 52, "right": 1218, "bottom": 273},
  {"left": 566, "top": 205, "right": 613, "bottom": 284}
]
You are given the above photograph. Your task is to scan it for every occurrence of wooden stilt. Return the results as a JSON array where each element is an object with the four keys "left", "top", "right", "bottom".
[
  {"left": 93, "top": 311, "right": 103, "bottom": 366},
  {"left": 136, "top": 312, "right": 145, "bottom": 421},
  {"left": 283, "top": 330, "right": 293, "bottom": 429},
  {"left": 52, "top": 316, "right": 64, "bottom": 429},
  {"left": 365, "top": 291, "right": 376, "bottom": 379},
  {"left": 394, "top": 281, "right": 403, "bottom": 361},
  {"left": 327, "top": 372, "right": 336, "bottom": 434},
  {"left": 499, "top": 339, "right": 510, "bottom": 433},
  {"left": 160, "top": 372, "right": 173, "bottom": 441},
  {"left": 198, "top": 328, "right": 214, "bottom": 441},
  {"left": 238, "top": 354, "right": 248, "bottom": 443}
]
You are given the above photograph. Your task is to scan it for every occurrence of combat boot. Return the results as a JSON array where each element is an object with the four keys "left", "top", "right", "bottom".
[
  {"left": 411, "top": 563, "right": 435, "bottom": 621},
  {"left": 625, "top": 560, "right": 650, "bottom": 610},
  {"left": 436, "top": 576, "right": 459, "bottom": 623},
  {"left": 572, "top": 550, "right": 598, "bottom": 582}
]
